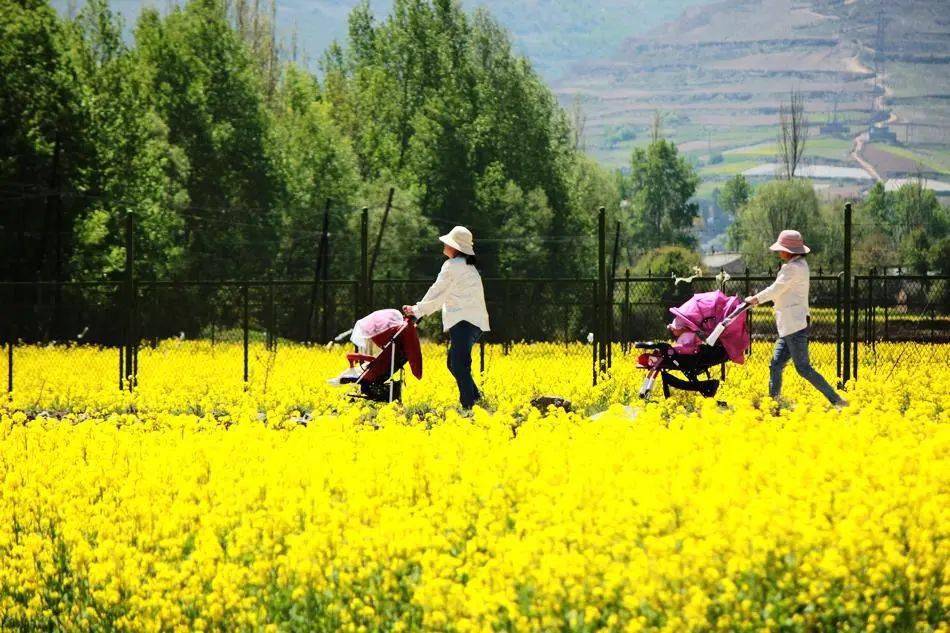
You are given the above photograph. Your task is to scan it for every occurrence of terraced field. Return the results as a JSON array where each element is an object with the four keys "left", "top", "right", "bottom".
[{"left": 556, "top": 0, "right": 950, "bottom": 191}]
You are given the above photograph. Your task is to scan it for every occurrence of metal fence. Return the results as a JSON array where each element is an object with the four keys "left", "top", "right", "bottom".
[
  {"left": 1, "top": 273, "right": 946, "bottom": 393},
  {"left": 851, "top": 272, "right": 949, "bottom": 376}
]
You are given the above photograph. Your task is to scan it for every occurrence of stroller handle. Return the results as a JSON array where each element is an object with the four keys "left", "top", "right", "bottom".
[
  {"left": 705, "top": 301, "right": 751, "bottom": 347},
  {"left": 727, "top": 301, "right": 752, "bottom": 319}
]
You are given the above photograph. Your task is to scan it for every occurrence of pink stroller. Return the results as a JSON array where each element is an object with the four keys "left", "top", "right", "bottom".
[{"left": 635, "top": 291, "right": 750, "bottom": 399}]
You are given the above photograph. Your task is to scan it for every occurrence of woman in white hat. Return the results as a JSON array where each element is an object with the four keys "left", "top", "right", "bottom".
[
  {"left": 745, "top": 230, "right": 847, "bottom": 407},
  {"left": 403, "top": 226, "right": 490, "bottom": 410}
]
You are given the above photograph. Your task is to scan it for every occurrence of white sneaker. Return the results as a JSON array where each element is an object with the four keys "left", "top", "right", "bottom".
[{"left": 833, "top": 399, "right": 849, "bottom": 410}]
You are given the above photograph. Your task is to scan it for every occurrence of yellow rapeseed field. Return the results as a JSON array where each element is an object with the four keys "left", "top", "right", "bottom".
[{"left": 0, "top": 341, "right": 947, "bottom": 632}]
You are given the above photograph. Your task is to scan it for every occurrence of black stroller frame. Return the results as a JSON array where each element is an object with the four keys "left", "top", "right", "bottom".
[{"left": 635, "top": 342, "right": 729, "bottom": 399}]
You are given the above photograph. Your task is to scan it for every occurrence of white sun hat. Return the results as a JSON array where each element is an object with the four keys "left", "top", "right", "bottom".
[{"left": 438, "top": 225, "right": 475, "bottom": 256}]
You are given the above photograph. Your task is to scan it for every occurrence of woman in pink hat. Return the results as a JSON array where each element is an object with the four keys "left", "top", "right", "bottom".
[
  {"left": 403, "top": 226, "right": 490, "bottom": 410},
  {"left": 745, "top": 230, "right": 847, "bottom": 407}
]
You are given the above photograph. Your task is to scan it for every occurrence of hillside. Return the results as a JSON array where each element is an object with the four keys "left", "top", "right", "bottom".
[
  {"left": 555, "top": 0, "right": 950, "bottom": 195},
  {"left": 54, "top": 0, "right": 707, "bottom": 80}
]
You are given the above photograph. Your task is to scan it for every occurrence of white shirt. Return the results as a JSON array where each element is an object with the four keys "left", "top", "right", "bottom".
[
  {"left": 412, "top": 257, "right": 490, "bottom": 332},
  {"left": 753, "top": 256, "right": 810, "bottom": 337}
]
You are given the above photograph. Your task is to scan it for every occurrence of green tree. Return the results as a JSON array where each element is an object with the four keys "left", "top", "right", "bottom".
[
  {"left": 0, "top": 0, "right": 82, "bottom": 281},
  {"left": 627, "top": 139, "right": 699, "bottom": 249},
  {"left": 719, "top": 174, "right": 752, "bottom": 251},
  {"left": 733, "top": 179, "right": 826, "bottom": 272},
  {"left": 475, "top": 162, "right": 553, "bottom": 276},
  {"left": 135, "top": 0, "right": 278, "bottom": 279},
  {"left": 66, "top": 0, "right": 189, "bottom": 281},
  {"left": 892, "top": 182, "right": 948, "bottom": 273},
  {"left": 853, "top": 180, "right": 949, "bottom": 272},
  {"left": 321, "top": 0, "right": 614, "bottom": 278},
  {"left": 269, "top": 64, "right": 359, "bottom": 278},
  {"left": 717, "top": 174, "right": 751, "bottom": 217}
]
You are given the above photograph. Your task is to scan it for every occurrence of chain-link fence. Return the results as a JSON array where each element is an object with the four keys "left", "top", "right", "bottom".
[
  {"left": 852, "top": 274, "right": 949, "bottom": 376},
  {"left": 0, "top": 274, "right": 946, "bottom": 396}
]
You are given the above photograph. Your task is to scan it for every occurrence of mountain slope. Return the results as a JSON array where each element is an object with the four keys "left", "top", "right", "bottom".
[{"left": 556, "top": 0, "right": 950, "bottom": 187}]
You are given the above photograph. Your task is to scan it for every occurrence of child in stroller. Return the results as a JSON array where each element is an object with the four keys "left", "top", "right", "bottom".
[
  {"left": 330, "top": 309, "right": 423, "bottom": 403},
  {"left": 635, "top": 291, "right": 750, "bottom": 399}
]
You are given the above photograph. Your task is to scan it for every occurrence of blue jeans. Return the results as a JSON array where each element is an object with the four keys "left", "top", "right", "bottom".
[
  {"left": 448, "top": 320, "right": 482, "bottom": 409},
  {"left": 770, "top": 328, "right": 841, "bottom": 403}
]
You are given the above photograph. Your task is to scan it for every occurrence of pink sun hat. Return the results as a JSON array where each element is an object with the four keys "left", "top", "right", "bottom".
[{"left": 769, "top": 229, "right": 810, "bottom": 254}]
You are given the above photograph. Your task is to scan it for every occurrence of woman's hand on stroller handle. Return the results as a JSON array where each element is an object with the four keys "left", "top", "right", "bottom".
[{"left": 401, "top": 305, "right": 420, "bottom": 324}]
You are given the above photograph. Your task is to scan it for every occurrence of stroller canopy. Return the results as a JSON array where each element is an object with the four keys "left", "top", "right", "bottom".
[
  {"left": 350, "top": 309, "right": 422, "bottom": 380},
  {"left": 350, "top": 309, "right": 405, "bottom": 349},
  {"left": 669, "top": 290, "right": 749, "bottom": 363}
]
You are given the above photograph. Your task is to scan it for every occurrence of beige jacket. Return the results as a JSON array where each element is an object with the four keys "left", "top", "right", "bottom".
[
  {"left": 753, "top": 256, "right": 810, "bottom": 337},
  {"left": 412, "top": 257, "right": 490, "bottom": 332}
]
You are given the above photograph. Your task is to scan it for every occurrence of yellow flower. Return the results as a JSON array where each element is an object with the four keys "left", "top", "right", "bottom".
[{"left": 0, "top": 341, "right": 946, "bottom": 629}]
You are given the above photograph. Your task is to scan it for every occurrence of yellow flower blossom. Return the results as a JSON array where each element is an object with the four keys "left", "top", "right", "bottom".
[{"left": 0, "top": 341, "right": 946, "bottom": 630}]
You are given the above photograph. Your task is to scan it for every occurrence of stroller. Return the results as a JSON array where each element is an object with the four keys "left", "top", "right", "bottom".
[
  {"left": 331, "top": 309, "right": 423, "bottom": 403},
  {"left": 635, "top": 291, "right": 750, "bottom": 399}
]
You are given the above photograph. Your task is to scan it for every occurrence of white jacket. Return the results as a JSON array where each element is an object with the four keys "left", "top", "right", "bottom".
[
  {"left": 412, "top": 257, "right": 490, "bottom": 332},
  {"left": 753, "top": 256, "right": 810, "bottom": 337}
]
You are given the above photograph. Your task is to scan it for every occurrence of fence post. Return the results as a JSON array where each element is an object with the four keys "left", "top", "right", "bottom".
[
  {"left": 836, "top": 273, "right": 842, "bottom": 383},
  {"left": 321, "top": 241, "right": 331, "bottom": 342},
  {"left": 242, "top": 283, "right": 249, "bottom": 387},
  {"left": 307, "top": 198, "right": 331, "bottom": 342},
  {"left": 852, "top": 280, "right": 859, "bottom": 380},
  {"left": 883, "top": 276, "right": 889, "bottom": 341},
  {"left": 744, "top": 267, "right": 752, "bottom": 356},
  {"left": 564, "top": 285, "right": 570, "bottom": 345},
  {"left": 842, "top": 202, "right": 852, "bottom": 385},
  {"left": 504, "top": 278, "right": 512, "bottom": 355},
  {"left": 868, "top": 267, "right": 876, "bottom": 352},
  {"left": 623, "top": 269, "right": 630, "bottom": 354},
  {"left": 924, "top": 277, "right": 946, "bottom": 345},
  {"left": 267, "top": 278, "right": 276, "bottom": 351},
  {"left": 597, "top": 206, "right": 607, "bottom": 376},
  {"left": 360, "top": 207, "right": 369, "bottom": 316},
  {"left": 124, "top": 212, "right": 135, "bottom": 391},
  {"left": 592, "top": 279, "right": 598, "bottom": 386},
  {"left": 607, "top": 220, "right": 619, "bottom": 368},
  {"left": 6, "top": 339, "right": 12, "bottom": 398}
]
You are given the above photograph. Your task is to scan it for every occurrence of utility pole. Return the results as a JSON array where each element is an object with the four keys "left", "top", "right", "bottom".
[
  {"left": 368, "top": 187, "right": 396, "bottom": 308},
  {"left": 360, "top": 207, "right": 369, "bottom": 316}
]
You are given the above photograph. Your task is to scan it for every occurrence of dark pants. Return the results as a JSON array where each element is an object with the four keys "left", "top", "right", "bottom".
[
  {"left": 448, "top": 320, "right": 482, "bottom": 409},
  {"left": 770, "top": 327, "right": 841, "bottom": 404}
]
